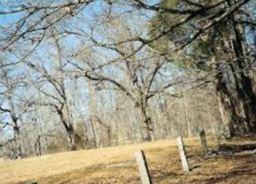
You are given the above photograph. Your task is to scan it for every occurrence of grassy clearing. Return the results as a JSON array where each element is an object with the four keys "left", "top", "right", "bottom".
[{"left": 1, "top": 137, "right": 256, "bottom": 184}]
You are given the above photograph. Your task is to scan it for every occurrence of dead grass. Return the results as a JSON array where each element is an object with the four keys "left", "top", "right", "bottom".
[{"left": 1, "top": 137, "right": 256, "bottom": 184}]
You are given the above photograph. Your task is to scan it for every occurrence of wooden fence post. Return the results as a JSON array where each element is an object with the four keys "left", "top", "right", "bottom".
[
  {"left": 177, "top": 136, "right": 190, "bottom": 172},
  {"left": 199, "top": 129, "right": 208, "bottom": 155},
  {"left": 135, "top": 150, "right": 152, "bottom": 184}
]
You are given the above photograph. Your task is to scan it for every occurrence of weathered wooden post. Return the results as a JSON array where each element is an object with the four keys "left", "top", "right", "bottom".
[
  {"left": 177, "top": 136, "right": 190, "bottom": 172},
  {"left": 135, "top": 150, "right": 152, "bottom": 184},
  {"left": 199, "top": 129, "right": 208, "bottom": 155}
]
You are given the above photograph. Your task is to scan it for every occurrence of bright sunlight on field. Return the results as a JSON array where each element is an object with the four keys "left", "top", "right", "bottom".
[{"left": 1, "top": 137, "right": 256, "bottom": 184}]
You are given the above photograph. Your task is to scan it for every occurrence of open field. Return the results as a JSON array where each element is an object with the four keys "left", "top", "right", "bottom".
[{"left": 1, "top": 137, "right": 256, "bottom": 184}]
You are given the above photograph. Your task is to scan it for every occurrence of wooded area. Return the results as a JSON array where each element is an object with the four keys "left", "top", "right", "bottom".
[{"left": 0, "top": 0, "right": 255, "bottom": 159}]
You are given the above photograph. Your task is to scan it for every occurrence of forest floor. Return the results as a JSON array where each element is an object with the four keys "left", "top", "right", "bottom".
[{"left": 1, "top": 137, "right": 256, "bottom": 184}]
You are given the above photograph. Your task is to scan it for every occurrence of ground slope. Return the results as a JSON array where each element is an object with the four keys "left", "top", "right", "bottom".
[{"left": 0, "top": 138, "right": 256, "bottom": 184}]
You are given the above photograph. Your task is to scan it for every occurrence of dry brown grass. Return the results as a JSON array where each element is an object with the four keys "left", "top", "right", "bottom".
[{"left": 1, "top": 137, "right": 256, "bottom": 184}]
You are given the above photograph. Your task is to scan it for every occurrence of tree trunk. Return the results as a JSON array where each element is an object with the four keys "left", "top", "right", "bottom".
[
  {"left": 57, "top": 108, "right": 77, "bottom": 150},
  {"left": 213, "top": 7, "right": 256, "bottom": 136},
  {"left": 139, "top": 106, "right": 153, "bottom": 142},
  {"left": 215, "top": 37, "right": 256, "bottom": 136},
  {"left": 216, "top": 61, "right": 256, "bottom": 136},
  {"left": 35, "top": 135, "right": 42, "bottom": 156},
  {"left": 12, "top": 117, "right": 22, "bottom": 158},
  {"left": 182, "top": 96, "right": 191, "bottom": 138},
  {"left": 66, "top": 126, "right": 77, "bottom": 151}
]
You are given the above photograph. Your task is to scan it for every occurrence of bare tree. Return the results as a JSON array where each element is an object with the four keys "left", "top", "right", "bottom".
[
  {"left": 25, "top": 31, "right": 79, "bottom": 150},
  {"left": 0, "top": 60, "right": 34, "bottom": 158},
  {"left": 70, "top": 27, "right": 181, "bottom": 141}
]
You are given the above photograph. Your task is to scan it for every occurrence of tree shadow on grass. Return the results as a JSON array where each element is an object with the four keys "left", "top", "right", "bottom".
[{"left": 201, "top": 168, "right": 256, "bottom": 184}]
